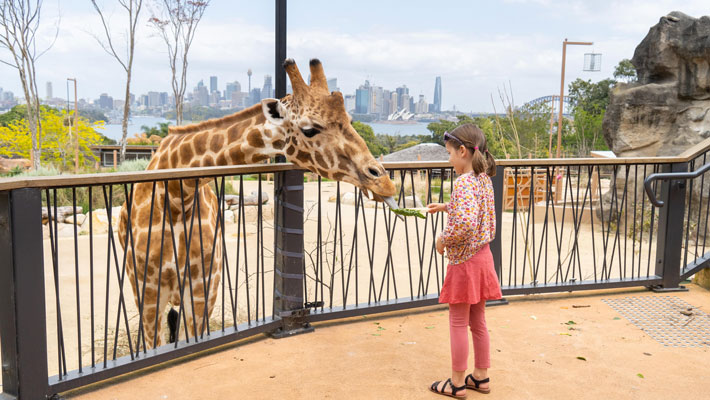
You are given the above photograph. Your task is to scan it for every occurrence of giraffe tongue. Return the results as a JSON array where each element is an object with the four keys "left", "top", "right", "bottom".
[{"left": 382, "top": 196, "right": 400, "bottom": 211}]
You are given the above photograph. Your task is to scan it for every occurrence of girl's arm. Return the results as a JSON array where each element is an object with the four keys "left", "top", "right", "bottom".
[{"left": 439, "top": 179, "right": 480, "bottom": 247}]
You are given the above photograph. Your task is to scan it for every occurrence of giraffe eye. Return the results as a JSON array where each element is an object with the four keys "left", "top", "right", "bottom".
[{"left": 301, "top": 127, "right": 320, "bottom": 138}]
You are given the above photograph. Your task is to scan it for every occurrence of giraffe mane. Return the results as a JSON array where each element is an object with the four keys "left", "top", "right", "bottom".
[{"left": 167, "top": 103, "right": 265, "bottom": 135}]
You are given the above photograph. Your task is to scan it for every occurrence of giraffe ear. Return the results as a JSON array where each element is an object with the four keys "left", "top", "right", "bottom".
[{"left": 261, "top": 98, "right": 287, "bottom": 126}]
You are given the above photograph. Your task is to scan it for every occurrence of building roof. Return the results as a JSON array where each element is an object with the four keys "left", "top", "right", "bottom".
[{"left": 381, "top": 143, "right": 449, "bottom": 162}]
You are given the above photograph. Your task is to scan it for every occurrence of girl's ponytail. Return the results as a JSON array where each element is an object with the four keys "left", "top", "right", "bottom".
[
  {"left": 471, "top": 147, "right": 488, "bottom": 176},
  {"left": 485, "top": 150, "right": 497, "bottom": 177}
]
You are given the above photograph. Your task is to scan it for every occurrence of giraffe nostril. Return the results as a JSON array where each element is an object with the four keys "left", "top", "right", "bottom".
[{"left": 368, "top": 167, "right": 380, "bottom": 178}]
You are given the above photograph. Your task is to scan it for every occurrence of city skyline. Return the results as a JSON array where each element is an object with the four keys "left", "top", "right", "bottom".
[{"left": 1, "top": 2, "right": 708, "bottom": 112}]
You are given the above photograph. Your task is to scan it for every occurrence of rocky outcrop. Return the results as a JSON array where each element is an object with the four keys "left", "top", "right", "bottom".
[
  {"left": 600, "top": 11, "right": 710, "bottom": 249},
  {"left": 603, "top": 11, "right": 710, "bottom": 157}
]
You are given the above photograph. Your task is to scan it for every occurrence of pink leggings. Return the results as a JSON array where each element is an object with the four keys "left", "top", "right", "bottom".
[{"left": 449, "top": 301, "right": 490, "bottom": 371}]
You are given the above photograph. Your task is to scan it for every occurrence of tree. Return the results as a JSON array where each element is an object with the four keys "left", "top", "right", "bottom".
[
  {"left": 0, "top": 107, "right": 104, "bottom": 170},
  {"left": 150, "top": 0, "right": 209, "bottom": 126},
  {"left": 613, "top": 58, "right": 637, "bottom": 83},
  {"left": 141, "top": 121, "right": 171, "bottom": 138},
  {"left": 565, "top": 78, "right": 616, "bottom": 156},
  {"left": 90, "top": 0, "right": 143, "bottom": 163},
  {"left": 0, "top": 0, "right": 58, "bottom": 169},
  {"left": 567, "top": 78, "right": 616, "bottom": 114}
]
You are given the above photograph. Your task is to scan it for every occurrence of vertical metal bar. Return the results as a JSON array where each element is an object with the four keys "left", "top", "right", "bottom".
[
  {"left": 71, "top": 187, "right": 82, "bottom": 372},
  {"left": 275, "top": 0, "right": 287, "bottom": 100},
  {"left": 654, "top": 162, "right": 688, "bottom": 290},
  {"left": 490, "top": 165, "right": 504, "bottom": 284},
  {"left": 0, "top": 189, "right": 50, "bottom": 399}
]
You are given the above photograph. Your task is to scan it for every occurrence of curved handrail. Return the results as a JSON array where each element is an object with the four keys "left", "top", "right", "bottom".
[{"left": 644, "top": 162, "right": 710, "bottom": 207}]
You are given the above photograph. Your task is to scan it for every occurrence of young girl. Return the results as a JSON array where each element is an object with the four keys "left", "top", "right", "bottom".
[{"left": 427, "top": 124, "right": 502, "bottom": 398}]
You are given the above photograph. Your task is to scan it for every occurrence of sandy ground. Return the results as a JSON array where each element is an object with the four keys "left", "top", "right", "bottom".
[{"left": 65, "top": 284, "right": 710, "bottom": 400}]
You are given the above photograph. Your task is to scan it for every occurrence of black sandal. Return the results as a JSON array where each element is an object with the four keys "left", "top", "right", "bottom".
[
  {"left": 430, "top": 378, "right": 467, "bottom": 398},
  {"left": 465, "top": 374, "right": 491, "bottom": 394}
]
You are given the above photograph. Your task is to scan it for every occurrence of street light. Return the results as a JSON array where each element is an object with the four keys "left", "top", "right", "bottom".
[{"left": 556, "top": 39, "right": 593, "bottom": 158}]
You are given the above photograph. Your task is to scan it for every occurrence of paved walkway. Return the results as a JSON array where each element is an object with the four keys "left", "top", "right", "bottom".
[{"left": 68, "top": 285, "right": 710, "bottom": 400}]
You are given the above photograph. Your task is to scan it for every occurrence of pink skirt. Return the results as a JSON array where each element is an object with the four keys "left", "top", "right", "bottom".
[{"left": 438, "top": 244, "right": 502, "bottom": 304}]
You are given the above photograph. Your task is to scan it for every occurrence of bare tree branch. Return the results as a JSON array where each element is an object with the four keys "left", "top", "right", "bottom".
[
  {"left": 149, "top": 0, "right": 209, "bottom": 126},
  {"left": 89, "top": 0, "right": 143, "bottom": 162},
  {"left": 0, "top": 0, "right": 57, "bottom": 169}
]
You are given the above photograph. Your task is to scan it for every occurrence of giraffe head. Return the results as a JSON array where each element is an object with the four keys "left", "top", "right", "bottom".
[{"left": 262, "top": 58, "right": 397, "bottom": 207}]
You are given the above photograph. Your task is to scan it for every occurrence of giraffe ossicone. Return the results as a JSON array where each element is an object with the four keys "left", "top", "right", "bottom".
[{"left": 118, "top": 58, "right": 397, "bottom": 348}]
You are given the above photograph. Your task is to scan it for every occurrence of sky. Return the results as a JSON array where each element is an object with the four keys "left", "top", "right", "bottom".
[{"left": 1, "top": 0, "right": 707, "bottom": 113}]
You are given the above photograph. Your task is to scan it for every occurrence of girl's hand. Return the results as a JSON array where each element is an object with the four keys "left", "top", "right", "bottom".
[
  {"left": 426, "top": 202, "right": 447, "bottom": 214},
  {"left": 435, "top": 235, "right": 445, "bottom": 255}
]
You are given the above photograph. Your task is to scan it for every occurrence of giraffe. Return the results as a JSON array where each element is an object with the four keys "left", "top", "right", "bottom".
[{"left": 118, "top": 58, "right": 398, "bottom": 348}]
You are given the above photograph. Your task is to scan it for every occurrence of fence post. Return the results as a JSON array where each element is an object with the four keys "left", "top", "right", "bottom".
[
  {"left": 270, "top": 170, "right": 313, "bottom": 338},
  {"left": 0, "top": 189, "right": 50, "bottom": 399},
  {"left": 653, "top": 162, "right": 689, "bottom": 292},
  {"left": 488, "top": 165, "right": 508, "bottom": 305}
]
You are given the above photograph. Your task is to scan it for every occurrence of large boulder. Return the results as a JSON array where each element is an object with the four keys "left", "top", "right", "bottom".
[
  {"left": 601, "top": 11, "right": 710, "bottom": 244},
  {"left": 603, "top": 11, "right": 710, "bottom": 157}
]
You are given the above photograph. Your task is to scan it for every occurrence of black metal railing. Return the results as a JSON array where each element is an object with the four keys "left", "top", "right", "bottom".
[{"left": 2, "top": 147, "right": 710, "bottom": 398}]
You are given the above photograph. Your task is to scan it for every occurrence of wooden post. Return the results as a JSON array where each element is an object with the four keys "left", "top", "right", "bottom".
[{"left": 113, "top": 150, "right": 117, "bottom": 168}]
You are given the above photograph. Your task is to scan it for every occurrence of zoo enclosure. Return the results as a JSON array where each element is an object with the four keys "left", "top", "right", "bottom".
[{"left": 1, "top": 138, "right": 709, "bottom": 399}]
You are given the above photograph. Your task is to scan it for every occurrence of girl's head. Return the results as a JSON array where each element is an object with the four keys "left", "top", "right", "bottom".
[{"left": 443, "top": 124, "right": 497, "bottom": 177}]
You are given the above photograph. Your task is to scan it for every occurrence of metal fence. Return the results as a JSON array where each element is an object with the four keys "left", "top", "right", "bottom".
[{"left": 1, "top": 147, "right": 709, "bottom": 399}]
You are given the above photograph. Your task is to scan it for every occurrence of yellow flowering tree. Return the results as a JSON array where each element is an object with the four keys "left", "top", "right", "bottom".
[{"left": 0, "top": 107, "right": 105, "bottom": 170}]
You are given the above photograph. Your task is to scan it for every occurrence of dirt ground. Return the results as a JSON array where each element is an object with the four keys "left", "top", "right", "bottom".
[{"left": 66, "top": 284, "right": 710, "bottom": 400}]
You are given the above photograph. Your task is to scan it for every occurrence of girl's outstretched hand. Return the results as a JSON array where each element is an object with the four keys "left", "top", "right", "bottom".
[{"left": 426, "top": 202, "right": 447, "bottom": 214}]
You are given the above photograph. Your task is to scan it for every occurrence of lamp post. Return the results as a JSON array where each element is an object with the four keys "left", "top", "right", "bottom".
[
  {"left": 67, "top": 78, "right": 78, "bottom": 173},
  {"left": 556, "top": 39, "right": 592, "bottom": 158}
]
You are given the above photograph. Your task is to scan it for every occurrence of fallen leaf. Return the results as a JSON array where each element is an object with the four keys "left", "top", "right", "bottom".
[
  {"left": 577, "top": 356, "right": 587, "bottom": 361},
  {"left": 559, "top": 332, "right": 572, "bottom": 336},
  {"left": 425, "top": 326, "right": 435, "bottom": 329},
  {"left": 637, "top": 373, "right": 644, "bottom": 379},
  {"left": 372, "top": 333, "right": 381, "bottom": 336},
  {"left": 374, "top": 322, "right": 380, "bottom": 325},
  {"left": 572, "top": 305, "right": 591, "bottom": 308},
  {"left": 269, "top": 375, "right": 276, "bottom": 379},
  {"left": 643, "top": 352, "right": 652, "bottom": 356},
  {"left": 613, "top": 317, "right": 621, "bottom": 320},
  {"left": 530, "top": 315, "right": 537, "bottom": 320},
  {"left": 560, "top": 306, "right": 569, "bottom": 309},
  {"left": 377, "top": 326, "right": 386, "bottom": 331},
  {"left": 565, "top": 320, "right": 576, "bottom": 325}
]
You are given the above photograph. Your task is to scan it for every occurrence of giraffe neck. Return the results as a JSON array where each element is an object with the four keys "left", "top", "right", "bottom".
[{"left": 148, "top": 104, "right": 287, "bottom": 170}]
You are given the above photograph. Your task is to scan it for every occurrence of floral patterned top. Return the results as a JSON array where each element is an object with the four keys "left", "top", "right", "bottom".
[{"left": 439, "top": 172, "right": 496, "bottom": 265}]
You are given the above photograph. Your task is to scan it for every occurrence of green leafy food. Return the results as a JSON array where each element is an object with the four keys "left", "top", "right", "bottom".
[{"left": 391, "top": 208, "right": 426, "bottom": 219}]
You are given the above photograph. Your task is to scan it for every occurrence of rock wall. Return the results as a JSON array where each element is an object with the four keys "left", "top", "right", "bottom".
[
  {"left": 603, "top": 11, "right": 710, "bottom": 157},
  {"left": 601, "top": 11, "right": 710, "bottom": 269}
]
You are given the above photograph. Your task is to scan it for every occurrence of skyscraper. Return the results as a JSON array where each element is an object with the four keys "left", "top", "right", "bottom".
[
  {"left": 262, "top": 75, "right": 273, "bottom": 99},
  {"left": 327, "top": 78, "right": 338, "bottom": 92},
  {"left": 396, "top": 85, "right": 409, "bottom": 110},
  {"left": 210, "top": 76, "right": 218, "bottom": 93},
  {"left": 433, "top": 76, "right": 442, "bottom": 113},
  {"left": 355, "top": 82, "right": 370, "bottom": 114}
]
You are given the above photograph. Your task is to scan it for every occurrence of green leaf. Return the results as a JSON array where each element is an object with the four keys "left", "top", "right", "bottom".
[
  {"left": 425, "top": 326, "right": 435, "bottom": 329},
  {"left": 637, "top": 373, "right": 644, "bottom": 378},
  {"left": 391, "top": 208, "right": 426, "bottom": 219},
  {"left": 371, "top": 333, "right": 381, "bottom": 336},
  {"left": 565, "top": 320, "right": 576, "bottom": 325},
  {"left": 577, "top": 356, "right": 587, "bottom": 361},
  {"left": 613, "top": 317, "right": 621, "bottom": 320}
]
